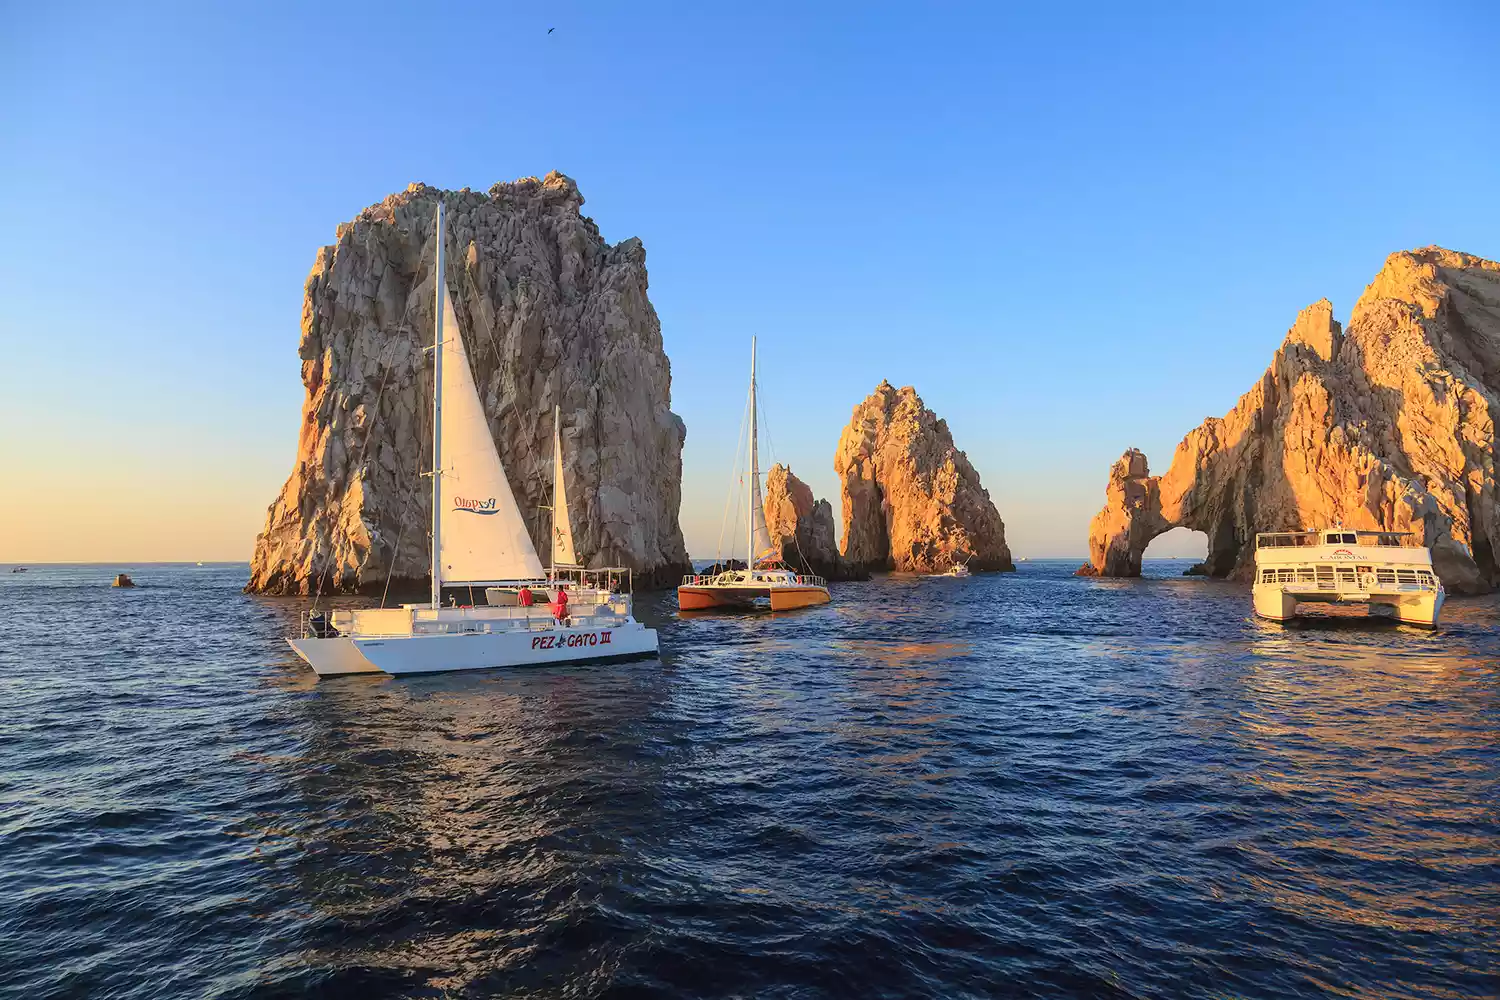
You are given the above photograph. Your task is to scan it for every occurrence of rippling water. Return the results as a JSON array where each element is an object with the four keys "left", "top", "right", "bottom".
[{"left": 2, "top": 562, "right": 1497, "bottom": 999}]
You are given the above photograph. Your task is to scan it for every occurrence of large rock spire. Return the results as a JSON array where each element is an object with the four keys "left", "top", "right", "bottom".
[
  {"left": 835, "top": 381, "right": 1014, "bottom": 574},
  {"left": 248, "top": 172, "right": 690, "bottom": 593}
]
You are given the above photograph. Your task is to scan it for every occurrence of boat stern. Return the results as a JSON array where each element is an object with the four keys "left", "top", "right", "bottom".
[{"left": 286, "top": 637, "right": 382, "bottom": 676}]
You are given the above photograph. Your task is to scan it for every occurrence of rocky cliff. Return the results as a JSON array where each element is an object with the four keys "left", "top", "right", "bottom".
[
  {"left": 762, "top": 463, "right": 865, "bottom": 580},
  {"left": 247, "top": 172, "right": 690, "bottom": 594},
  {"left": 835, "top": 381, "right": 1014, "bottom": 574},
  {"left": 1081, "top": 247, "right": 1500, "bottom": 594},
  {"left": 1077, "top": 448, "right": 1165, "bottom": 577}
]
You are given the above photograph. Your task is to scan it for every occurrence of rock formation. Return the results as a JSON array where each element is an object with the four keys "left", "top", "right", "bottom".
[
  {"left": 835, "top": 381, "right": 1014, "bottom": 574},
  {"left": 247, "top": 172, "right": 691, "bottom": 594},
  {"left": 1080, "top": 247, "right": 1500, "bottom": 594},
  {"left": 1076, "top": 449, "right": 1164, "bottom": 577},
  {"left": 762, "top": 463, "right": 865, "bottom": 580}
]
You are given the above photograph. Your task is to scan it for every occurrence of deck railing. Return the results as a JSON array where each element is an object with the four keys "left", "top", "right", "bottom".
[
  {"left": 1258, "top": 565, "right": 1441, "bottom": 592},
  {"left": 298, "top": 600, "right": 632, "bottom": 639},
  {"left": 680, "top": 572, "right": 828, "bottom": 588}
]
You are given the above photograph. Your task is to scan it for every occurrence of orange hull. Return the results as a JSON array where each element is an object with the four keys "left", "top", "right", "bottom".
[
  {"left": 676, "top": 585, "right": 830, "bottom": 611},
  {"left": 769, "top": 586, "right": 831, "bottom": 610},
  {"left": 677, "top": 587, "right": 734, "bottom": 610}
]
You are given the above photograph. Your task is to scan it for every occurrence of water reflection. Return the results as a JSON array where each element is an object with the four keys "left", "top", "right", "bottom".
[
  {"left": 1234, "top": 629, "right": 1500, "bottom": 945},
  {"left": 265, "top": 663, "right": 677, "bottom": 991}
]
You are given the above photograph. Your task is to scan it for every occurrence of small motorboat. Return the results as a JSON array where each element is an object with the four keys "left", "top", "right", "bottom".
[
  {"left": 11, "top": 566, "right": 27, "bottom": 573},
  {"left": 112, "top": 573, "right": 136, "bottom": 588}
]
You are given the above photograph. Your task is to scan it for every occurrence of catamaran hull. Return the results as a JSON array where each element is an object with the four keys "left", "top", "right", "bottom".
[
  {"left": 677, "top": 585, "right": 830, "bottom": 611},
  {"left": 351, "top": 621, "right": 659, "bottom": 675},
  {"left": 286, "top": 637, "right": 383, "bottom": 676},
  {"left": 1253, "top": 585, "right": 1445, "bottom": 627}
]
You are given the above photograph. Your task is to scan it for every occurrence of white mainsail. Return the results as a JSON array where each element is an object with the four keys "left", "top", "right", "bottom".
[
  {"left": 748, "top": 337, "right": 775, "bottom": 566},
  {"left": 436, "top": 280, "right": 544, "bottom": 584},
  {"left": 551, "top": 405, "right": 579, "bottom": 569}
]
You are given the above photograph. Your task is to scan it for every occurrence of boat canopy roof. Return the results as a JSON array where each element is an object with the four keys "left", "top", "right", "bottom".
[{"left": 1256, "top": 529, "right": 1418, "bottom": 548}]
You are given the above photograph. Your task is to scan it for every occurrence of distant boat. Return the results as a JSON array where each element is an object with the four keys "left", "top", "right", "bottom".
[
  {"left": 11, "top": 567, "right": 27, "bottom": 573},
  {"left": 287, "top": 200, "right": 659, "bottom": 677},
  {"left": 112, "top": 573, "right": 135, "bottom": 588},
  {"left": 677, "top": 338, "right": 831, "bottom": 612}
]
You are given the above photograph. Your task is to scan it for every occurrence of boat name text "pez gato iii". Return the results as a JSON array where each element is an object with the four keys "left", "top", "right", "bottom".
[{"left": 532, "top": 631, "right": 613, "bottom": 650}]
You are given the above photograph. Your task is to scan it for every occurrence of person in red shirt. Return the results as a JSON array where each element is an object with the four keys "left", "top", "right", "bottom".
[
  {"left": 518, "top": 585, "right": 534, "bottom": 607},
  {"left": 551, "top": 583, "right": 569, "bottom": 622}
]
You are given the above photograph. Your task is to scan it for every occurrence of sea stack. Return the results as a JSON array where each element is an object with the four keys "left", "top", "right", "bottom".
[
  {"left": 1080, "top": 247, "right": 1500, "bottom": 594},
  {"left": 246, "top": 173, "right": 691, "bottom": 594},
  {"left": 835, "top": 381, "right": 1014, "bottom": 574},
  {"left": 762, "top": 463, "right": 865, "bottom": 580},
  {"left": 1076, "top": 448, "right": 1162, "bottom": 578}
]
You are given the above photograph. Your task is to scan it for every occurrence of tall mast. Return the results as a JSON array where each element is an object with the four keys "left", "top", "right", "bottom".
[
  {"left": 430, "top": 200, "right": 445, "bottom": 608},
  {"left": 748, "top": 336, "right": 757, "bottom": 568},
  {"left": 551, "top": 403, "right": 560, "bottom": 581}
]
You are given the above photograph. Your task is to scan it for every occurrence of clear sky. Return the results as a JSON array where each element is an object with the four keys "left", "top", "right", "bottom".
[{"left": 3, "top": 1, "right": 1497, "bottom": 563}]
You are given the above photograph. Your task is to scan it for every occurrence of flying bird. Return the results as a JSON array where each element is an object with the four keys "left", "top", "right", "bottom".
[{"left": 547, "top": 27, "right": 554, "bottom": 33}]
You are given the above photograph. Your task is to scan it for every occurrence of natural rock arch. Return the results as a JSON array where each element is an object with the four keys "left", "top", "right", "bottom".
[{"left": 1079, "top": 248, "right": 1500, "bottom": 594}]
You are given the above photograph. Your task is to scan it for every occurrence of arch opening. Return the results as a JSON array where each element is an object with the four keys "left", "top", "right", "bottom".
[{"left": 1141, "top": 527, "right": 1209, "bottom": 578}]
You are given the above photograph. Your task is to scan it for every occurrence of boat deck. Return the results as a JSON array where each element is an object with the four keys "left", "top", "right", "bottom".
[{"left": 678, "top": 570, "right": 830, "bottom": 611}]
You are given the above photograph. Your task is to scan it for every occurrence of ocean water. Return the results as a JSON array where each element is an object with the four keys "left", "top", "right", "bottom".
[{"left": 2, "top": 561, "right": 1497, "bottom": 999}]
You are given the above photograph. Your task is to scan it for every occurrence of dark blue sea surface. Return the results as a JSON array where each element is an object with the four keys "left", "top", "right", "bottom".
[{"left": 2, "top": 561, "right": 1497, "bottom": 999}]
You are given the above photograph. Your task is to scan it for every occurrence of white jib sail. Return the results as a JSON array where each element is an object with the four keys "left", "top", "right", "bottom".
[
  {"left": 437, "top": 284, "right": 545, "bottom": 583},
  {"left": 551, "top": 404, "right": 578, "bottom": 568},
  {"left": 750, "top": 467, "right": 774, "bottom": 565}
]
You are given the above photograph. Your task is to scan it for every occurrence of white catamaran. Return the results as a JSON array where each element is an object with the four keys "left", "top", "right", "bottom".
[
  {"left": 289, "top": 202, "right": 659, "bottom": 676},
  {"left": 1252, "top": 527, "right": 1445, "bottom": 627}
]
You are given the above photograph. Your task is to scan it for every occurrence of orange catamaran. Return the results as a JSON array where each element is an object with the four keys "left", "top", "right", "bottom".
[{"left": 677, "top": 339, "right": 832, "bottom": 612}]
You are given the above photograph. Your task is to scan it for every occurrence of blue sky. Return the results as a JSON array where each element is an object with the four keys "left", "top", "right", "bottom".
[{"left": 2, "top": 1, "right": 1497, "bottom": 561}]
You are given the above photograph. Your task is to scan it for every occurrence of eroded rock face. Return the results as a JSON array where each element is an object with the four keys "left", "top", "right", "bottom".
[
  {"left": 1082, "top": 247, "right": 1500, "bottom": 594},
  {"left": 247, "top": 173, "right": 690, "bottom": 594},
  {"left": 835, "top": 381, "right": 1014, "bottom": 574},
  {"left": 763, "top": 463, "right": 864, "bottom": 580},
  {"left": 1076, "top": 449, "right": 1166, "bottom": 577}
]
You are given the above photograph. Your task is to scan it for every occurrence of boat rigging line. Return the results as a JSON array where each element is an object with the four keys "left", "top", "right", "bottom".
[
  {"left": 712, "top": 370, "right": 755, "bottom": 567},
  {"left": 311, "top": 323, "right": 413, "bottom": 607}
]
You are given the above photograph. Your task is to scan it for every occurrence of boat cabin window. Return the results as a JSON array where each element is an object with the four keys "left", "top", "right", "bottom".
[
  {"left": 1324, "top": 532, "right": 1358, "bottom": 544},
  {"left": 1257, "top": 532, "right": 1320, "bottom": 548}
]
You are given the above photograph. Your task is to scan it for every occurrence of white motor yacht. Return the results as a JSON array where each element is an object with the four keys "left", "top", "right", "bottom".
[
  {"left": 289, "top": 202, "right": 659, "bottom": 676},
  {"left": 1252, "top": 527, "right": 1445, "bottom": 627}
]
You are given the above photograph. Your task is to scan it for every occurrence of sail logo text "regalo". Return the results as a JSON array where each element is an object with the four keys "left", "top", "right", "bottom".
[{"left": 453, "top": 496, "right": 499, "bottom": 515}]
